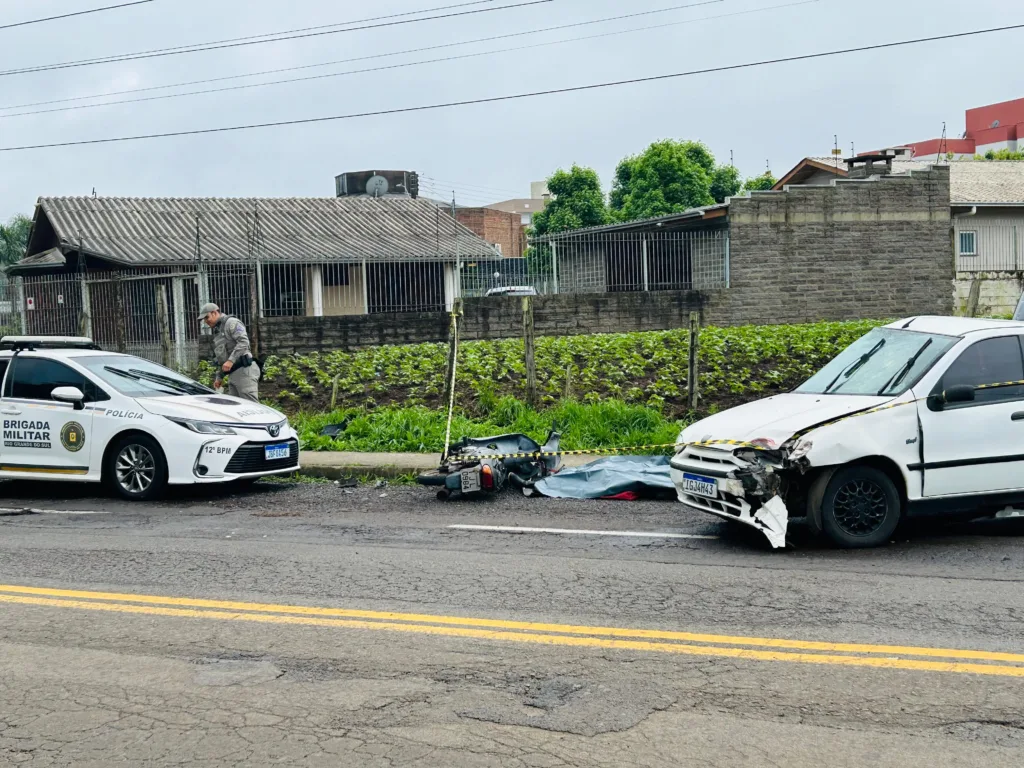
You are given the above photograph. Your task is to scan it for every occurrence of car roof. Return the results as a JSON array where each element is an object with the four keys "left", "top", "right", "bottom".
[
  {"left": 885, "top": 316, "right": 1024, "bottom": 337},
  {"left": 0, "top": 348, "right": 128, "bottom": 360}
]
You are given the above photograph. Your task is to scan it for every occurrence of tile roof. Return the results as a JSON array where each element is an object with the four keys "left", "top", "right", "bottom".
[
  {"left": 31, "top": 195, "right": 499, "bottom": 267},
  {"left": 937, "top": 161, "right": 1024, "bottom": 205}
]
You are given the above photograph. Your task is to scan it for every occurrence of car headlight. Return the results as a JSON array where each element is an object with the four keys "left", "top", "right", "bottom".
[{"left": 165, "top": 416, "right": 236, "bottom": 435}]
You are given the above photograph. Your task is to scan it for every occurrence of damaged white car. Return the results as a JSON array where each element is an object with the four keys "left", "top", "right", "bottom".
[{"left": 671, "top": 317, "right": 1024, "bottom": 549}]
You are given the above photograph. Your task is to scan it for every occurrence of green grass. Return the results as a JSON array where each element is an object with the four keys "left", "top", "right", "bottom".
[{"left": 292, "top": 399, "right": 683, "bottom": 455}]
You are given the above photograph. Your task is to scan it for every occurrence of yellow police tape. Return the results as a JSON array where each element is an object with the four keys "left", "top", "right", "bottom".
[{"left": 446, "top": 378, "right": 1024, "bottom": 463}]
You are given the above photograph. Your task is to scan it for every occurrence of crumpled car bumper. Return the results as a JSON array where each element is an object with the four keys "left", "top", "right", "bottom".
[{"left": 670, "top": 447, "right": 789, "bottom": 549}]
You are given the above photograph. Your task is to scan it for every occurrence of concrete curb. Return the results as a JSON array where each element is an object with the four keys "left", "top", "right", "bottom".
[{"left": 296, "top": 452, "right": 596, "bottom": 480}]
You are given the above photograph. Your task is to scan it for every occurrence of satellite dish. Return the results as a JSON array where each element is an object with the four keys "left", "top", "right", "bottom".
[{"left": 366, "top": 174, "right": 389, "bottom": 197}]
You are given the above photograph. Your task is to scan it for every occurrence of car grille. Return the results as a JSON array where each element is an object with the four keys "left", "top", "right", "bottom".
[
  {"left": 671, "top": 445, "right": 751, "bottom": 477},
  {"left": 679, "top": 491, "right": 745, "bottom": 517},
  {"left": 224, "top": 439, "right": 299, "bottom": 474}
]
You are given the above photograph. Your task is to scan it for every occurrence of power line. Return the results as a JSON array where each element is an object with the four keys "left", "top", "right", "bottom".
[
  {"left": 3, "top": 22, "right": 1020, "bottom": 153},
  {"left": 423, "top": 176, "right": 524, "bottom": 198},
  {"left": 0, "top": 0, "right": 154, "bottom": 31},
  {"left": 1, "top": 1, "right": 493, "bottom": 74},
  {"left": 0, "top": 0, "right": 549, "bottom": 78},
  {"left": 419, "top": 180, "right": 508, "bottom": 205},
  {"left": 0, "top": 0, "right": 726, "bottom": 114}
]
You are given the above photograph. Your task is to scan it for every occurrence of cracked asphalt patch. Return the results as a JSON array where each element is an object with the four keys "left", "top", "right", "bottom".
[{"left": 1, "top": 480, "right": 1024, "bottom": 765}]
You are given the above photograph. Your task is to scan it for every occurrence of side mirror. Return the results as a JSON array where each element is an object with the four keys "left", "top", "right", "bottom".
[
  {"left": 52, "top": 386, "right": 85, "bottom": 411},
  {"left": 929, "top": 384, "right": 975, "bottom": 410},
  {"left": 944, "top": 384, "right": 976, "bottom": 404}
]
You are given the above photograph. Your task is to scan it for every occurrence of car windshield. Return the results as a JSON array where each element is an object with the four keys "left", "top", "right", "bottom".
[
  {"left": 75, "top": 356, "right": 213, "bottom": 398},
  {"left": 797, "top": 327, "right": 956, "bottom": 396}
]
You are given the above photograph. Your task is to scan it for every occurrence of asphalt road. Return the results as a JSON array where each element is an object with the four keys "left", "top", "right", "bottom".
[{"left": 1, "top": 479, "right": 1024, "bottom": 767}]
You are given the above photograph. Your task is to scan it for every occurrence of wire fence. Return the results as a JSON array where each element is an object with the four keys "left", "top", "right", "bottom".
[{"left": 0, "top": 228, "right": 730, "bottom": 367}]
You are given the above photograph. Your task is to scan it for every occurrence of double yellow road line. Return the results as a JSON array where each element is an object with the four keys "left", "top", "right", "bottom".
[{"left": 2, "top": 584, "right": 1023, "bottom": 678}]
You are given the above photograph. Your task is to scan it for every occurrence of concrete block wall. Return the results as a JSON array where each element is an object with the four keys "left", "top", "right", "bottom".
[
  {"left": 954, "top": 272, "right": 1023, "bottom": 317},
  {"left": 262, "top": 291, "right": 704, "bottom": 355},
  {"left": 706, "top": 166, "right": 953, "bottom": 326}
]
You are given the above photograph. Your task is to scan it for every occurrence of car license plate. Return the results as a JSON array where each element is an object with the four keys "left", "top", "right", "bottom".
[
  {"left": 682, "top": 472, "right": 717, "bottom": 498},
  {"left": 460, "top": 469, "right": 481, "bottom": 493},
  {"left": 264, "top": 443, "right": 290, "bottom": 461}
]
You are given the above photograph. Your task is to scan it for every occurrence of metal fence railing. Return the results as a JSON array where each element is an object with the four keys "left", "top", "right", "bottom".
[
  {"left": 526, "top": 228, "right": 729, "bottom": 294},
  {"left": 5, "top": 265, "right": 255, "bottom": 370}
]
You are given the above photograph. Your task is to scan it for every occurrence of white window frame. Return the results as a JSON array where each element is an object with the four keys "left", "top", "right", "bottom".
[{"left": 959, "top": 230, "right": 977, "bottom": 257}]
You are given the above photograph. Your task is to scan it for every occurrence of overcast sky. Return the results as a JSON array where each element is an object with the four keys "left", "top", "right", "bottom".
[{"left": 0, "top": 0, "right": 1020, "bottom": 217}]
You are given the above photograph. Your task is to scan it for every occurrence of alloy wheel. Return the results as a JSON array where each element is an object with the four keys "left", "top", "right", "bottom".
[
  {"left": 832, "top": 478, "right": 889, "bottom": 536},
  {"left": 115, "top": 444, "right": 157, "bottom": 495}
]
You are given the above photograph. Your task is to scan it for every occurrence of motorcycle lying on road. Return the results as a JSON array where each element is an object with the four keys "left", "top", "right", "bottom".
[{"left": 416, "top": 432, "right": 562, "bottom": 499}]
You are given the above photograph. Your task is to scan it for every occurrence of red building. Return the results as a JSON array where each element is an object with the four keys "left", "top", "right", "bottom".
[{"left": 896, "top": 97, "right": 1024, "bottom": 161}]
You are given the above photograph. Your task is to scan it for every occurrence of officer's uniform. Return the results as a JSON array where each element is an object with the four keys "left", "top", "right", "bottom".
[{"left": 200, "top": 304, "right": 260, "bottom": 402}]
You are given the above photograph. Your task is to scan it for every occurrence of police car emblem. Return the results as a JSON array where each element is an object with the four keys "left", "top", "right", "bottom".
[{"left": 61, "top": 422, "right": 86, "bottom": 453}]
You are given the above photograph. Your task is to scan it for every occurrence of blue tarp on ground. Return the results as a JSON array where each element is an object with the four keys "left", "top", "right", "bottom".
[{"left": 532, "top": 455, "right": 676, "bottom": 499}]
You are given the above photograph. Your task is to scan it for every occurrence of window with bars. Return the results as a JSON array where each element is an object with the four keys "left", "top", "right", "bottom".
[{"left": 959, "top": 230, "right": 977, "bottom": 257}]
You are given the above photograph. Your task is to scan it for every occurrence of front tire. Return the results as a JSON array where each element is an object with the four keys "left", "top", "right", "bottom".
[
  {"left": 106, "top": 434, "right": 168, "bottom": 501},
  {"left": 821, "top": 465, "right": 901, "bottom": 548}
]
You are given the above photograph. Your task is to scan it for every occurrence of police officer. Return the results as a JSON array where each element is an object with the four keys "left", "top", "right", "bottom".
[{"left": 198, "top": 303, "right": 260, "bottom": 402}]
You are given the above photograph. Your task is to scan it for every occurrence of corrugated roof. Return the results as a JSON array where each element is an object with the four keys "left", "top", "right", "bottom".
[
  {"left": 4, "top": 247, "right": 65, "bottom": 272},
  {"left": 530, "top": 202, "right": 728, "bottom": 241},
  {"left": 33, "top": 196, "right": 499, "bottom": 266},
  {"left": 486, "top": 198, "right": 548, "bottom": 214}
]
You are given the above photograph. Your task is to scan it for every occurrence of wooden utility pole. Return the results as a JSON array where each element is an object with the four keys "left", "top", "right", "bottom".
[
  {"left": 687, "top": 311, "right": 700, "bottom": 411},
  {"left": 155, "top": 284, "right": 172, "bottom": 368},
  {"left": 522, "top": 295, "right": 537, "bottom": 408}
]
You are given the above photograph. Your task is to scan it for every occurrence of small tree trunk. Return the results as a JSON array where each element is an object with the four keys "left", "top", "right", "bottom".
[
  {"left": 114, "top": 273, "right": 127, "bottom": 353},
  {"left": 687, "top": 311, "right": 700, "bottom": 411},
  {"left": 155, "top": 284, "right": 172, "bottom": 368},
  {"left": 523, "top": 295, "right": 538, "bottom": 408}
]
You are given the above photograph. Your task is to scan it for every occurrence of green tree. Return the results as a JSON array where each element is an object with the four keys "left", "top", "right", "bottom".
[
  {"left": 609, "top": 140, "right": 743, "bottom": 221},
  {"left": 710, "top": 165, "right": 742, "bottom": 204},
  {"left": 0, "top": 214, "right": 32, "bottom": 267},
  {"left": 742, "top": 171, "right": 778, "bottom": 192},
  {"left": 981, "top": 149, "right": 1024, "bottom": 161},
  {"left": 529, "top": 165, "right": 609, "bottom": 236}
]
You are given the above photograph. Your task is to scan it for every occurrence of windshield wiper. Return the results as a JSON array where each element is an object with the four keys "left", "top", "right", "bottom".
[
  {"left": 877, "top": 338, "right": 933, "bottom": 395},
  {"left": 128, "top": 368, "right": 209, "bottom": 396},
  {"left": 104, "top": 366, "right": 193, "bottom": 396},
  {"left": 822, "top": 338, "right": 887, "bottom": 394}
]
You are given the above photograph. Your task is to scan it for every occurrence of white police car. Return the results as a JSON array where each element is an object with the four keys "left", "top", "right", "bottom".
[{"left": 0, "top": 336, "right": 299, "bottom": 500}]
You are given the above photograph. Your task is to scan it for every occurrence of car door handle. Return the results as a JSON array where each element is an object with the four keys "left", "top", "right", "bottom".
[
  {"left": 1012, "top": 411, "right": 1024, "bottom": 421},
  {"left": 0, "top": 407, "right": 21, "bottom": 416}
]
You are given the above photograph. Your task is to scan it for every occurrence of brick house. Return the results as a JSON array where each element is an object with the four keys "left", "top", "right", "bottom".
[{"left": 454, "top": 206, "right": 526, "bottom": 258}]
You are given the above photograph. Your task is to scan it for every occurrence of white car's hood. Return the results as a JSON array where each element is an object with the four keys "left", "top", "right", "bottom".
[
  {"left": 679, "top": 392, "right": 893, "bottom": 448},
  {"left": 136, "top": 395, "right": 285, "bottom": 425}
]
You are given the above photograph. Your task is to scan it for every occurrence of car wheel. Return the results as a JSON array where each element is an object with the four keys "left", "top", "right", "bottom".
[
  {"left": 820, "top": 465, "right": 901, "bottom": 548},
  {"left": 106, "top": 434, "right": 168, "bottom": 501}
]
